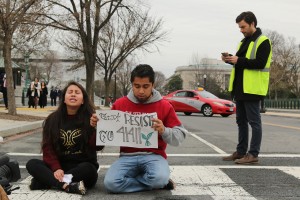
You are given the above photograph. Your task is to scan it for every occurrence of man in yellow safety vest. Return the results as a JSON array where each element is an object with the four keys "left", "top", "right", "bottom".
[{"left": 221, "top": 11, "right": 272, "bottom": 164}]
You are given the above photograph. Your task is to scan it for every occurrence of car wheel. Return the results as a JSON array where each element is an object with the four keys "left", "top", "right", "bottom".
[
  {"left": 202, "top": 105, "right": 213, "bottom": 117},
  {"left": 184, "top": 112, "right": 192, "bottom": 116},
  {"left": 221, "top": 114, "right": 230, "bottom": 117}
]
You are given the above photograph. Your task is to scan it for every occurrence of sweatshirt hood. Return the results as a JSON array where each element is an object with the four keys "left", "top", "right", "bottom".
[{"left": 127, "top": 88, "right": 162, "bottom": 104}]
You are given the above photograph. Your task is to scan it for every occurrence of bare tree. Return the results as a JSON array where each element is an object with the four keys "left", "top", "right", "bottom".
[
  {"left": 24, "top": 49, "right": 60, "bottom": 84},
  {"left": 265, "top": 30, "right": 300, "bottom": 99},
  {"left": 42, "top": 50, "right": 60, "bottom": 83},
  {"left": 12, "top": 23, "right": 51, "bottom": 57},
  {"left": 154, "top": 71, "right": 166, "bottom": 94},
  {"left": 190, "top": 54, "right": 224, "bottom": 93},
  {"left": 94, "top": 79, "right": 105, "bottom": 98},
  {"left": 43, "top": 0, "right": 129, "bottom": 100},
  {"left": 190, "top": 53, "right": 208, "bottom": 87},
  {"left": 284, "top": 38, "right": 300, "bottom": 98},
  {"left": 0, "top": 0, "right": 46, "bottom": 115},
  {"left": 48, "top": 0, "right": 166, "bottom": 104},
  {"left": 117, "top": 59, "right": 133, "bottom": 97},
  {"left": 95, "top": 8, "right": 167, "bottom": 106}
]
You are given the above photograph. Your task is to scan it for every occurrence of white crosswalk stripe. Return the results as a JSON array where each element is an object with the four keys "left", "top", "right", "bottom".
[
  {"left": 170, "top": 166, "right": 256, "bottom": 199},
  {"left": 9, "top": 165, "right": 300, "bottom": 200}
]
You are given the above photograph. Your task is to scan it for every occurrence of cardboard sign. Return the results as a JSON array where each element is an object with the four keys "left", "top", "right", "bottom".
[{"left": 96, "top": 110, "right": 158, "bottom": 148}]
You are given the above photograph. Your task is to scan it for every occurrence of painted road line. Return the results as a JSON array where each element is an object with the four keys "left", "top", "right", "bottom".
[
  {"left": 170, "top": 166, "right": 256, "bottom": 199},
  {"left": 263, "top": 122, "right": 300, "bottom": 131},
  {"left": 279, "top": 167, "right": 300, "bottom": 179},
  {"left": 12, "top": 166, "right": 300, "bottom": 200},
  {"left": 218, "top": 166, "right": 300, "bottom": 170},
  {"left": 18, "top": 165, "right": 111, "bottom": 169},
  {"left": 189, "top": 133, "right": 227, "bottom": 154},
  {"left": 18, "top": 165, "right": 300, "bottom": 170},
  {"left": 7, "top": 152, "right": 300, "bottom": 157},
  {"left": 12, "top": 166, "right": 256, "bottom": 200}
]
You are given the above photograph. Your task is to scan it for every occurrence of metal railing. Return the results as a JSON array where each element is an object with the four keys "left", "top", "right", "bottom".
[{"left": 265, "top": 99, "right": 300, "bottom": 109}]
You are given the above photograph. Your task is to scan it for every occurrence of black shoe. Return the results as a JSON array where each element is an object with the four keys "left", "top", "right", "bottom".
[
  {"left": 65, "top": 181, "right": 86, "bottom": 195},
  {"left": 29, "top": 178, "right": 49, "bottom": 190},
  {"left": 163, "top": 179, "right": 176, "bottom": 190}
]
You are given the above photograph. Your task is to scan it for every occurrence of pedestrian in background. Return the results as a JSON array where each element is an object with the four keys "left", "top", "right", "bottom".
[
  {"left": 221, "top": 11, "right": 272, "bottom": 164},
  {"left": 26, "top": 87, "right": 35, "bottom": 108},
  {"left": 30, "top": 77, "right": 41, "bottom": 109},
  {"left": 90, "top": 64, "right": 187, "bottom": 193},
  {"left": 39, "top": 81, "right": 48, "bottom": 108},
  {"left": 50, "top": 86, "right": 58, "bottom": 106},
  {"left": 26, "top": 81, "right": 104, "bottom": 195},
  {"left": 56, "top": 87, "right": 62, "bottom": 104},
  {"left": 2, "top": 74, "right": 8, "bottom": 109}
]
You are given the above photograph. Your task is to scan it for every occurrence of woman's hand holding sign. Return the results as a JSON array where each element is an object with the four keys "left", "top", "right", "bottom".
[
  {"left": 151, "top": 118, "right": 165, "bottom": 135},
  {"left": 90, "top": 113, "right": 99, "bottom": 127}
]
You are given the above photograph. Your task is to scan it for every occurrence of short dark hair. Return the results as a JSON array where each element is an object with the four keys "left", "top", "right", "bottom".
[
  {"left": 236, "top": 11, "right": 257, "bottom": 27},
  {"left": 130, "top": 64, "right": 155, "bottom": 84}
]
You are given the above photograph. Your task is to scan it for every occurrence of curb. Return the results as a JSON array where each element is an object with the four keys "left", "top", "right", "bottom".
[
  {"left": 263, "top": 112, "right": 300, "bottom": 119},
  {"left": 266, "top": 109, "right": 300, "bottom": 114},
  {"left": 0, "top": 120, "right": 43, "bottom": 138}
]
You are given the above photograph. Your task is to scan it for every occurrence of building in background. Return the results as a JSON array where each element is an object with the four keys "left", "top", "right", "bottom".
[{"left": 174, "top": 58, "right": 232, "bottom": 90}]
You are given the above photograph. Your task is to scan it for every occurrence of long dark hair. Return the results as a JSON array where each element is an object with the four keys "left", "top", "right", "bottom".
[{"left": 42, "top": 81, "right": 95, "bottom": 155}]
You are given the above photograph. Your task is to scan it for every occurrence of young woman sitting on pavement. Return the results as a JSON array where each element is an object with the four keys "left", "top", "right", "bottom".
[{"left": 26, "top": 81, "right": 104, "bottom": 195}]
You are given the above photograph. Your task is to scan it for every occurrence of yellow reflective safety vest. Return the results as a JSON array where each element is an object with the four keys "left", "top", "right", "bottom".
[{"left": 228, "top": 35, "right": 272, "bottom": 96}]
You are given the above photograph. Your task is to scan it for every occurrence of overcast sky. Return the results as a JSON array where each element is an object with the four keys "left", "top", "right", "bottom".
[{"left": 137, "top": 0, "right": 300, "bottom": 78}]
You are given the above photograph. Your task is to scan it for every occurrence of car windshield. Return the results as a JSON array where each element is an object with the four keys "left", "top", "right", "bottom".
[{"left": 197, "top": 90, "right": 218, "bottom": 99}]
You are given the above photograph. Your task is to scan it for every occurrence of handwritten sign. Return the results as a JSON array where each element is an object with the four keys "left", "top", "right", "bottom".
[{"left": 96, "top": 110, "right": 158, "bottom": 148}]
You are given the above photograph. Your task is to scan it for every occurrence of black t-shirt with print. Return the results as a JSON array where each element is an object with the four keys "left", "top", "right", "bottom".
[{"left": 58, "top": 115, "right": 98, "bottom": 169}]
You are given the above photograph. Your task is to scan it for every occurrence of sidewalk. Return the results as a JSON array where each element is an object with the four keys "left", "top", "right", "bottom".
[
  {"left": 0, "top": 107, "right": 299, "bottom": 141},
  {"left": 0, "top": 106, "right": 56, "bottom": 139},
  {"left": 264, "top": 108, "right": 300, "bottom": 118},
  {"left": 0, "top": 106, "right": 112, "bottom": 140}
]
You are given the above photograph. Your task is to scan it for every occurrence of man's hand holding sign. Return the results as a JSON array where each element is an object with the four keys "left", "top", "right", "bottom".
[{"left": 92, "top": 110, "right": 162, "bottom": 148}]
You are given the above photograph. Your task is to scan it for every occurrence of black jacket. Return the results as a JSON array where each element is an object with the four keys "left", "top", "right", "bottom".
[{"left": 231, "top": 28, "right": 271, "bottom": 101}]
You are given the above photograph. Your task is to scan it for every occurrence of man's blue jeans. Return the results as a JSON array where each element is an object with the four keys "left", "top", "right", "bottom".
[
  {"left": 236, "top": 100, "right": 262, "bottom": 157},
  {"left": 104, "top": 154, "right": 170, "bottom": 193}
]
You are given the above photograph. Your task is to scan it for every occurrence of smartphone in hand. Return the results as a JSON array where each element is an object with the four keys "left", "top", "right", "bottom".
[{"left": 222, "top": 52, "right": 232, "bottom": 57}]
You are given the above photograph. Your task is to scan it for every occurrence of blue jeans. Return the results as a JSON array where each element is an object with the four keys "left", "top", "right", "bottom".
[
  {"left": 104, "top": 154, "right": 170, "bottom": 193},
  {"left": 236, "top": 100, "right": 262, "bottom": 157}
]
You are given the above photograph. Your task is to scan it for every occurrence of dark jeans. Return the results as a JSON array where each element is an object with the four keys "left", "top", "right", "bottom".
[
  {"left": 2, "top": 87, "right": 7, "bottom": 108},
  {"left": 26, "top": 159, "right": 98, "bottom": 189},
  {"left": 28, "top": 96, "right": 35, "bottom": 108},
  {"left": 51, "top": 98, "right": 56, "bottom": 106},
  {"left": 235, "top": 100, "right": 262, "bottom": 157}
]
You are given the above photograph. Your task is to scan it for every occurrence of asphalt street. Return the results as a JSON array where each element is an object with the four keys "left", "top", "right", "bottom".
[{"left": 0, "top": 107, "right": 300, "bottom": 200}]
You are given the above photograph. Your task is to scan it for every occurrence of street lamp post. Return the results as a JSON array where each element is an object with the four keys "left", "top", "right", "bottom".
[
  {"left": 114, "top": 70, "right": 117, "bottom": 102},
  {"left": 203, "top": 74, "right": 207, "bottom": 89},
  {"left": 22, "top": 53, "right": 30, "bottom": 106}
]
